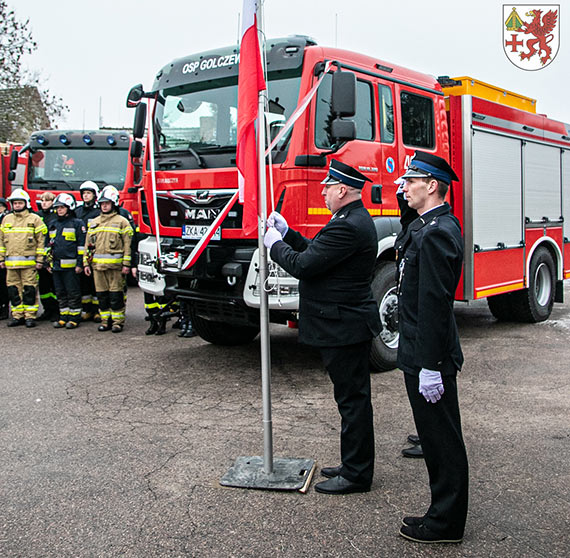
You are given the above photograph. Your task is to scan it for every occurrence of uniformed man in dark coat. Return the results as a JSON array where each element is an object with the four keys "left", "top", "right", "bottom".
[
  {"left": 395, "top": 151, "right": 468, "bottom": 544},
  {"left": 264, "top": 159, "right": 381, "bottom": 495}
]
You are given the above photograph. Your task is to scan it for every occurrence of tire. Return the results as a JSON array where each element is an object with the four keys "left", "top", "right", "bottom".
[
  {"left": 369, "top": 262, "right": 399, "bottom": 372},
  {"left": 509, "top": 246, "right": 556, "bottom": 323},
  {"left": 487, "top": 292, "right": 515, "bottom": 321},
  {"left": 189, "top": 308, "right": 260, "bottom": 345}
]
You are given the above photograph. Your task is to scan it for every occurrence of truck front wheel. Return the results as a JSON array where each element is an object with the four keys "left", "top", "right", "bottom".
[
  {"left": 370, "top": 262, "right": 399, "bottom": 372},
  {"left": 190, "top": 309, "right": 260, "bottom": 345}
]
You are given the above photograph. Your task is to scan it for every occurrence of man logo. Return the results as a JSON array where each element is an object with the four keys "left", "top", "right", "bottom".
[{"left": 503, "top": 5, "right": 560, "bottom": 70}]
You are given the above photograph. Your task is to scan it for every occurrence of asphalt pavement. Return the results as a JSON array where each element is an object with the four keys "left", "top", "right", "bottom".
[{"left": 1, "top": 286, "right": 569, "bottom": 557}]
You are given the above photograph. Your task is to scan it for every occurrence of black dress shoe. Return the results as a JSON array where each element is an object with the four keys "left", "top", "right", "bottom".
[
  {"left": 314, "top": 475, "right": 370, "bottom": 495},
  {"left": 402, "top": 515, "right": 424, "bottom": 527},
  {"left": 399, "top": 523, "right": 463, "bottom": 544},
  {"left": 7, "top": 318, "right": 25, "bottom": 327},
  {"left": 402, "top": 445, "right": 423, "bottom": 458},
  {"left": 407, "top": 434, "right": 420, "bottom": 445},
  {"left": 321, "top": 465, "right": 342, "bottom": 479}
]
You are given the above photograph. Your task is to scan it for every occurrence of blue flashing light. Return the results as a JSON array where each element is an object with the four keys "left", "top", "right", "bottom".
[
  {"left": 37, "top": 135, "right": 49, "bottom": 146},
  {"left": 106, "top": 135, "right": 117, "bottom": 146},
  {"left": 83, "top": 134, "right": 93, "bottom": 145},
  {"left": 59, "top": 134, "right": 71, "bottom": 145}
]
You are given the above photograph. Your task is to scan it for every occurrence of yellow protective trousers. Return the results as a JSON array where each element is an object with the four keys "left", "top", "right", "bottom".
[{"left": 6, "top": 268, "right": 39, "bottom": 319}]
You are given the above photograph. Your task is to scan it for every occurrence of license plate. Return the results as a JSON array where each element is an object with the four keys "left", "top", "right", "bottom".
[{"left": 182, "top": 224, "right": 221, "bottom": 240}]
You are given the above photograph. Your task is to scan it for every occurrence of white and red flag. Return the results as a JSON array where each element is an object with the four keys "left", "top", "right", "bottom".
[{"left": 237, "top": 0, "right": 267, "bottom": 237}]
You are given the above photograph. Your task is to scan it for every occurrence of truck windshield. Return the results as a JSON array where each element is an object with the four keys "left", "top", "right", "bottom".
[
  {"left": 154, "top": 75, "right": 301, "bottom": 160},
  {"left": 28, "top": 148, "right": 129, "bottom": 190}
]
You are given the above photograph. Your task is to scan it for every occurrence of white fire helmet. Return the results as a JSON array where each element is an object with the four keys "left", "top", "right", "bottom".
[
  {"left": 98, "top": 185, "right": 120, "bottom": 206},
  {"left": 7, "top": 188, "right": 32, "bottom": 209},
  {"left": 79, "top": 180, "right": 100, "bottom": 196},
  {"left": 53, "top": 193, "right": 77, "bottom": 211}
]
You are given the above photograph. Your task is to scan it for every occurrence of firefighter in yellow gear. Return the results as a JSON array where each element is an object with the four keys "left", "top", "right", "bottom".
[
  {"left": 0, "top": 189, "right": 47, "bottom": 327},
  {"left": 83, "top": 186, "right": 132, "bottom": 333}
]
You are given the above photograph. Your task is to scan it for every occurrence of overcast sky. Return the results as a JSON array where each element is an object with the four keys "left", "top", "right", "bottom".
[{"left": 13, "top": 0, "right": 569, "bottom": 131}]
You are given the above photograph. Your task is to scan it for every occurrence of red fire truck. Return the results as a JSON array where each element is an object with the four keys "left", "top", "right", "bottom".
[
  {"left": 10, "top": 129, "right": 138, "bottom": 218},
  {"left": 128, "top": 36, "right": 570, "bottom": 371}
]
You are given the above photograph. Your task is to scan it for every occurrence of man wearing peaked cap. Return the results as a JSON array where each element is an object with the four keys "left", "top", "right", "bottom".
[
  {"left": 394, "top": 150, "right": 469, "bottom": 544},
  {"left": 264, "top": 159, "right": 381, "bottom": 495}
]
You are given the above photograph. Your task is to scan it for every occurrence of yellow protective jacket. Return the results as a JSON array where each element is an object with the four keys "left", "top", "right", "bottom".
[
  {"left": 84, "top": 210, "right": 133, "bottom": 270},
  {"left": 0, "top": 210, "right": 47, "bottom": 268}
]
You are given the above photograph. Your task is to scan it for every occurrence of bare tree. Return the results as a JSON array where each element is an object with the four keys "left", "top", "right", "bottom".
[{"left": 0, "top": 1, "right": 67, "bottom": 142}]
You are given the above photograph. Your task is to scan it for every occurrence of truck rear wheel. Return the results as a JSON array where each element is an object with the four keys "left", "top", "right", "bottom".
[
  {"left": 511, "top": 246, "right": 556, "bottom": 323},
  {"left": 487, "top": 246, "right": 555, "bottom": 323},
  {"left": 190, "top": 309, "right": 260, "bottom": 345},
  {"left": 370, "top": 262, "right": 399, "bottom": 372},
  {"left": 487, "top": 292, "right": 514, "bottom": 321}
]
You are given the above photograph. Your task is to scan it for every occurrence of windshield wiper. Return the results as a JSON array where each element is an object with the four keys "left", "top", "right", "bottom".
[{"left": 158, "top": 145, "right": 206, "bottom": 168}]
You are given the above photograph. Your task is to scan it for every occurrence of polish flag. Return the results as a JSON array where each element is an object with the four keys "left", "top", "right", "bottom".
[{"left": 237, "top": 0, "right": 266, "bottom": 237}]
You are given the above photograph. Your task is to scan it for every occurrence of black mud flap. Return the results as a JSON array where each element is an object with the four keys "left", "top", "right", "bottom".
[{"left": 555, "top": 280, "right": 564, "bottom": 303}]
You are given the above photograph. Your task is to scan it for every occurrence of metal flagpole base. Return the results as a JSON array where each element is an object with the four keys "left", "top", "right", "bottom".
[{"left": 220, "top": 457, "right": 316, "bottom": 492}]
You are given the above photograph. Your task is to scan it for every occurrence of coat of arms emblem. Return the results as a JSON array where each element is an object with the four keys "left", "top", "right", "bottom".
[{"left": 503, "top": 5, "right": 560, "bottom": 70}]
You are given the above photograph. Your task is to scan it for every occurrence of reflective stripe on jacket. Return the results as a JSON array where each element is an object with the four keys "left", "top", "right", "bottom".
[
  {"left": 0, "top": 210, "right": 47, "bottom": 266},
  {"left": 84, "top": 211, "right": 133, "bottom": 270},
  {"left": 48, "top": 215, "right": 87, "bottom": 271}
]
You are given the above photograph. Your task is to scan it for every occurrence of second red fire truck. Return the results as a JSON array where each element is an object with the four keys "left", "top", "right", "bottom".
[
  {"left": 128, "top": 35, "right": 570, "bottom": 371},
  {"left": 10, "top": 129, "right": 138, "bottom": 218}
]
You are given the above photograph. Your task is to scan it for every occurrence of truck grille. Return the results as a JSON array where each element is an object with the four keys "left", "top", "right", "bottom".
[{"left": 156, "top": 189, "right": 242, "bottom": 230}]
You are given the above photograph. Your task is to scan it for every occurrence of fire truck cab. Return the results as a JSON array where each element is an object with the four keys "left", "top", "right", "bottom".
[{"left": 11, "top": 129, "right": 137, "bottom": 216}]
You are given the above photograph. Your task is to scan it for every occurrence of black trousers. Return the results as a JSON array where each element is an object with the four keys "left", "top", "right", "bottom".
[
  {"left": 38, "top": 268, "right": 58, "bottom": 315},
  {"left": 0, "top": 267, "right": 8, "bottom": 308},
  {"left": 52, "top": 270, "right": 82, "bottom": 321},
  {"left": 319, "top": 340, "right": 374, "bottom": 486},
  {"left": 80, "top": 271, "right": 98, "bottom": 313},
  {"left": 404, "top": 372, "right": 469, "bottom": 537}
]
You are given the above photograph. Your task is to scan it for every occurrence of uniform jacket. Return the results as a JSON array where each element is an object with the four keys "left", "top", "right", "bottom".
[
  {"left": 396, "top": 203, "right": 464, "bottom": 375},
  {"left": 0, "top": 209, "right": 47, "bottom": 268},
  {"left": 76, "top": 202, "right": 101, "bottom": 227},
  {"left": 38, "top": 208, "right": 57, "bottom": 228},
  {"left": 270, "top": 199, "right": 381, "bottom": 347},
  {"left": 84, "top": 210, "right": 133, "bottom": 270},
  {"left": 47, "top": 214, "right": 87, "bottom": 271}
]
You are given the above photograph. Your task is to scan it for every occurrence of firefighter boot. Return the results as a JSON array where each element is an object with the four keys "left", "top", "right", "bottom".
[
  {"left": 25, "top": 319, "right": 37, "bottom": 328},
  {"left": 7, "top": 317, "right": 25, "bottom": 327},
  {"left": 145, "top": 314, "right": 159, "bottom": 335},
  {"left": 98, "top": 319, "right": 112, "bottom": 332},
  {"left": 154, "top": 316, "right": 167, "bottom": 336},
  {"left": 182, "top": 318, "right": 197, "bottom": 338}
]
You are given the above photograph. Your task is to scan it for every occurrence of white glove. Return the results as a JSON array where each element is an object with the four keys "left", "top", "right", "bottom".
[
  {"left": 264, "top": 226, "right": 283, "bottom": 249},
  {"left": 419, "top": 368, "right": 444, "bottom": 403},
  {"left": 267, "top": 211, "right": 288, "bottom": 236}
]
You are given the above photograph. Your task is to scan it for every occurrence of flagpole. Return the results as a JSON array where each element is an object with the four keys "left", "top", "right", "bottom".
[
  {"left": 255, "top": 0, "right": 273, "bottom": 474},
  {"left": 220, "top": 0, "right": 315, "bottom": 492}
]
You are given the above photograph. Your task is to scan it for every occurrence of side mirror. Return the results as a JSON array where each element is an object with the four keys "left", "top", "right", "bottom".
[
  {"left": 126, "top": 84, "right": 145, "bottom": 108},
  {"left": 133, "top": 103, "right": 147, "bottom": 139},
  {"left": 9, "top": 149, "right": 19, "bottom": 170},
  {"left": 130, "top": 140, "right": 143, "bottom": 158},
  {"left": 330, "top": 70, "right": 356, "bottom": 143},
  {"left": 331, "top": 71, "right": 356, "bottom": 117},
  {"left": 331, "top": 120, "right": 356, "bottom": 142},
  {"left": 8, "top": 171, "right": 15, "bottom": 182}
]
